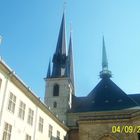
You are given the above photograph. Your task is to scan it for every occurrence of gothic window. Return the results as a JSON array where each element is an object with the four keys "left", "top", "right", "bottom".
[
  {"left": 53, "top": 84, "right": 59, "bottom": 96},
  {"left": 53, "top": 102, "right": 57, "bottom": 108}
]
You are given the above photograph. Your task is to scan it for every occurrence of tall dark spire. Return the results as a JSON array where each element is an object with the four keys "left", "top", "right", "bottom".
[
  {"left": 55, "top": 12, "right": 67, "bottom": 55},
  {"left": 52, "top": 12, "right": 67, "bottom": 77},
  {"left": 100, "top": 37, "right": 112, "bottom": 78},
  {"left": 66, "top": 31, "right": 75, "bottom": 88},
  {"left": 47, "top": 60, "right": 51, "bottom": 78}
]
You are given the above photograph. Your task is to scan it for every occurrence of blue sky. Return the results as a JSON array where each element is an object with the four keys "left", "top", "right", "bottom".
[{"left": 0, "top": 0, "right": 140, "bottom": 99}]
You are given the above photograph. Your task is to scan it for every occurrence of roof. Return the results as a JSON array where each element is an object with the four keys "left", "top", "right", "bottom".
[
  {"left": 69, "top": 78, "right": 139, "bottom": 113},
  {"left": 128, "top": 94, "right": 140, "bottom": 105}
]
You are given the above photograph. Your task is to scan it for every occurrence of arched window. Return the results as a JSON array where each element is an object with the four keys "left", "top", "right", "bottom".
[
  {"left": 53, "top": 102, "right": 57, "bottom": 108},
  {"left": 53, "top": 84, "right": 59, "bottom": 96}
]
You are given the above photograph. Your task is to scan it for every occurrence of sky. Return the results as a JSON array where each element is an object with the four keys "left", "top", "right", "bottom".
[{"left": 0, "top": 0, "right": 140, "bottom": 100}]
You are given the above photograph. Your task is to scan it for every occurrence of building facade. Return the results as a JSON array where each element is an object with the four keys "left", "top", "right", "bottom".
[
  {"left": 0, "top": 59, "right": 68, "bottom": 140},
  {"left": 0, "top": 11, "right": 140, "bottom": 140},
  {"left": 45, "top": 13, "right": 140, "bottom": 140}
]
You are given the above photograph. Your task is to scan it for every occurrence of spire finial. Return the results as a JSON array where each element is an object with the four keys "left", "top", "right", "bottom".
[
  {"left": 100, "top": 36, "right": 112, "bottom": 78},
  {"left": 63, "top": 1, "right": 67, "bottom": 13}
]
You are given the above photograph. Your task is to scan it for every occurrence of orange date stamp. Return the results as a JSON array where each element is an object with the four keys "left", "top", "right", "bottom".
[{"left": 112, "top": 125, "right": 140, "bottom": 133}]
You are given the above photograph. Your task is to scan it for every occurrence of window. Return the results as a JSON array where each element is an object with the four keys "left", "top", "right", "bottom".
[
  {"left": 53, "top": 84, "right": 59, "bottom": 96},
  {"left": 8, "top": 92, "right": 16, "bottom": 113},
  {"left": 57, "top": 130, "right": 60, "bottom": 140},
  {"left": 18, "top": 101, "right": 26, "bottom": 120},
  {"left": 48, "top": 125, "right": 53, "bottom": 138},
  {"left": 2, "top": 122, "right": 12, "bottom": 140},
  {"left": 25, "top": 134, "right": 31, "bottom": 140},
  {"left": 53, "top": 102, "right": 57, "bottom": 108},
  {"left": 27, "top": 108, "right": 34, "bottom": 126},
  {"left": 38, "top": 117, "right": 44, "bottom": 133}
]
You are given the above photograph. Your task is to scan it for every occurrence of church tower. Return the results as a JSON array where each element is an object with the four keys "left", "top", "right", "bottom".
[{"left": 44, "top": 13, "right": 75, "bottom": 123}]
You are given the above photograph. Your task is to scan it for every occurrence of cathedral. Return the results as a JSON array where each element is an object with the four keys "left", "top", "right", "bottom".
[
  {"left": 1, "top": 11, "right": 140, "bottom": 140},
  {"left": 44, "top": 12, "right": 140, "bottom": 140}
]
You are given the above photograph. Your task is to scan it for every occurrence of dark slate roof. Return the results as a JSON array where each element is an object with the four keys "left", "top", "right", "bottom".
[
  {"left": 69, "top": 78, "right": 139, "bottom": 113},
  {"left": 128, "top": 94, "right": 140, "bottom": 105}
]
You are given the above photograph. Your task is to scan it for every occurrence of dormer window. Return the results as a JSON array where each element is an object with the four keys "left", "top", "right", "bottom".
[{"left": 53, "top": 84, "right": 59, "bottom": 96}]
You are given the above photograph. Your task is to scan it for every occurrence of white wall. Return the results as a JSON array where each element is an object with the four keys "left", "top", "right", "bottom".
[{"left": 0, "top": 63, "right": 67, "bottom": 140}]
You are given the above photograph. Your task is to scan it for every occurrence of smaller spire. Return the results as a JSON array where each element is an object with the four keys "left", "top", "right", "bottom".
[
  {"left": 102, "top": 36, "right": 108, "bottom": 70},
  {"left": 65, "top": 29, "right": 75, "bottom": 91},
  {"left": 47, "top": 60, "right": 51, "bottom": 78},
  {"left": 100, "top": 36, "right": 112, "bottom": 78}
]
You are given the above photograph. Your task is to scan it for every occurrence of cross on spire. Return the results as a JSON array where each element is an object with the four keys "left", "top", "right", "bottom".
[{"left": 63, "top": 1, "right": 67, "bottom": 13}]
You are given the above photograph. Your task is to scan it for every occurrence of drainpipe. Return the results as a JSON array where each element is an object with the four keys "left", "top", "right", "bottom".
[{"left": 33, "top": 102, "right": 39, "bottom": 140}]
